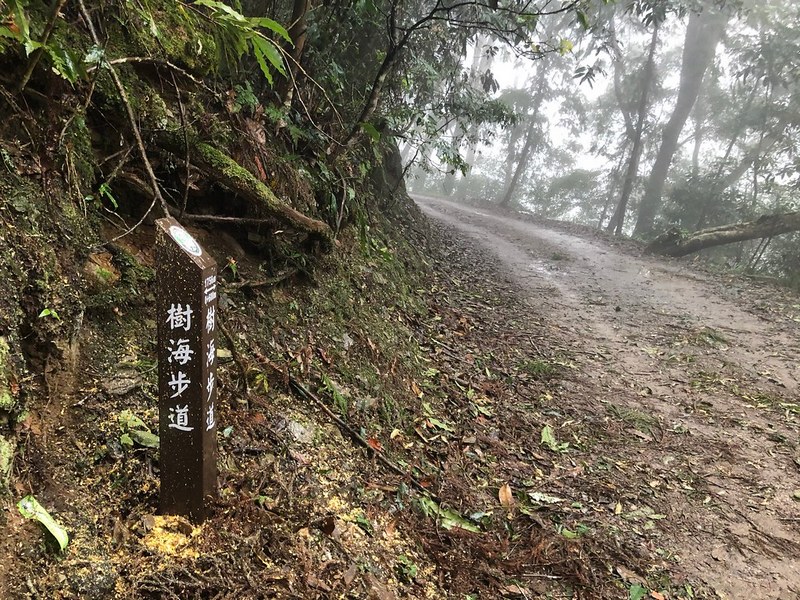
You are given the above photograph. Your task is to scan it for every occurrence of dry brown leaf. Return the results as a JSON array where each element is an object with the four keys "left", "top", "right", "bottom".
[
  {"left": 615, "top": 565, "right": 646, "bottom": 586},
  {"left": 499, "top": 483, "right": 514, "bottom": 508},
  {"left": 384, "top": 519, "right": 397, "bottom": 536},
  {"left": 343, "top": 562, "right": 358, "bottom": 586}
]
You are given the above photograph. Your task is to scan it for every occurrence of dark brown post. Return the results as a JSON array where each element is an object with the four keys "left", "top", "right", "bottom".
[{"left": 155, "top": 217, "right": 218, "bottom": 523}]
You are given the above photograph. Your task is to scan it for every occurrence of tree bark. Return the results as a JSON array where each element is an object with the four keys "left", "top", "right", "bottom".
[
  {"left": 633, "top": 8, "right": 727, "bottom": 236},
  {"left": 647, "top": 211, "right": 800, "bottom": 257},
  {"left": 606, "top": 23, "right": 660, "bottom": 235}
]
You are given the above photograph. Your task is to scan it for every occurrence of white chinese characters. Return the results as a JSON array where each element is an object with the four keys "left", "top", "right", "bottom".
[
  {"left": 166, "top": 303, "right": 194, "bottom": 430},
  {"left": 166, "top": 303, "right": 193, "bottom": 331},
  {"left": 168, "top": 404, "right": 193, "bottom": 432},
  {"left": 162, "top": 276, "right": 218, "bottom": 436}
]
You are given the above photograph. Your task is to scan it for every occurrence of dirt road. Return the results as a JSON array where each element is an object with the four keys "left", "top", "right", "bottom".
[{"left": 416, "top": 195, "right": 800, "bottom": 599}]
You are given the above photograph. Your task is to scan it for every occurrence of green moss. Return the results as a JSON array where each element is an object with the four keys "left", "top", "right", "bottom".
[
  {"left": 84, "top": 247, "right": 154, "bottom": 310},
  {"left": 0, "top": 337, "right": 13, "bottom": 412},
  {"left": 105, "top": 0, "right": 217, "bottom": 75},
  {"left": 0, "top": 434, "right": 12, "bottom": 488}
]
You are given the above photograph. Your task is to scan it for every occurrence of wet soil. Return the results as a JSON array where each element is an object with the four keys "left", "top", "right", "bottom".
[
  {"left": 4, "top": 192, "right": 799, "bottom": 600},
  {"left": 416, "top": 195, "right": 800, "bottom": 599}
]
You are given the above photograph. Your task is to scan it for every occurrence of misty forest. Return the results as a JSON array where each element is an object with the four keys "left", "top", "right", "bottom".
[{"left": 0, "top": 0, "right": 798, "bottom": 598}]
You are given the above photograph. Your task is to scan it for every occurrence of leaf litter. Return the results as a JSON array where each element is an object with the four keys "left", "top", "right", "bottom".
[{"left": 8, "top": 201, "right": 800, "bottom": 599}]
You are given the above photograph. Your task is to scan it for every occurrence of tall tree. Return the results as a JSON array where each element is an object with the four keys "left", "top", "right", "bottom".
[
  {"left": 498, "top": 66, "right": 548, "bottom": 207},
  {"left": 633, "top": 7, "right": 728, "bottom": 236},
  {"left": 606, "top": 21, "right": 660, "bottom": 235}
]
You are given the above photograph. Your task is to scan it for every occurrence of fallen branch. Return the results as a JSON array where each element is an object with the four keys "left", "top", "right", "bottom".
[
  {"left": 217, "top": 311, "right": 249, "bottom": 396},
  {"left": 249, "top": 346, "right": 439, "bottom": 500},
  {"left": 155, "top": 131, "right": 333, "bottom": 246},
  {"left": 181, "top": 213, "right": 279, "bottom": 226},
  {"left": 223, "top": 270, "right": 298, "bottom": 290},
  {"left": 647, "top": 211, "right": 800, "bottom": 257}
]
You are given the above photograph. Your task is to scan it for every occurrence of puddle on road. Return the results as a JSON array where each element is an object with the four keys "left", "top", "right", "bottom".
[{"left": 527, "top": 262, "right": 557, "bottom": 278}]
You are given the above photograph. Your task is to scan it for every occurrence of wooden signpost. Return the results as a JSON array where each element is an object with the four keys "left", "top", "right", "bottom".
[{"left": 155, "top": 217, "right": 218, "bottom": 523}]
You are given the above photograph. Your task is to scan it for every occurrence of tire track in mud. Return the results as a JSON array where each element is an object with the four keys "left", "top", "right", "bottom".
[{"left": 416, "top": 195, "right": 800, "bottom": 599}]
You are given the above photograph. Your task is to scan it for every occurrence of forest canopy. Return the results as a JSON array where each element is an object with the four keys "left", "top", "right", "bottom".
[{"left": 0, "top": 0, "right": 797, "bottom": 287}]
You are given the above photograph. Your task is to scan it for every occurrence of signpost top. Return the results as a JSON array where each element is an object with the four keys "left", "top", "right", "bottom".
[{"left": 156, "top": 218, "right": 217, "bottom": 270}]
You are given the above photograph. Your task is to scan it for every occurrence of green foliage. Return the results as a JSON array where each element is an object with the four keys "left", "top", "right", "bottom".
[
  {"left": 37, "top": 307, "right": 60, "bottom": 320},
  {"left": 395, "top": 555, "right": 418, "bottom": 583},
  {"left": 1, "top": 0, "right": 85, "bottom": 83},
  {"left": 192, "top": 0, "right": 290, "bottom": 84},
  {"left": 321, "top": 375, "right": 348, "bottom": 415},
  {"left": 0, "top": 0, "right": 36, "bottom": 54},
  {"left": 18, "top": 495, "right": 69, "bottom": 552},
  {"left": 231, "top": 81, "right": 259, "bottom": 113}
]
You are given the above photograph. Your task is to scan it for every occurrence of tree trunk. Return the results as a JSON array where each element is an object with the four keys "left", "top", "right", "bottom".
[
  {"left": 647, "top": 211, "right": 800, "bottom": 257},
  {"left": 456, "top": 37, "right": 493, "bottom": 200},
  {"left": 455, "top": 141, "right": 477, "bottom": 200},
  {"left": 499, "top": 118, "right": 537, "bottom": 207},
  {"left": 691, "top": 93, "right": 705, "bottom": 178},
  {"left": 277, "top": 0, "right": 311, "bottom": 106},
  {"left": 606, "top": 23, "right": 660, "bottom": 235},
  {"left": 499, "top": 66, "right": 548, "bottom": 207},
  {"left": 633, "top": 8, "right": 727, "bottom": 236}
]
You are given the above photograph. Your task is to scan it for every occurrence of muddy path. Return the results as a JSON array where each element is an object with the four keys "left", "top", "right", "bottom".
[{"left": 416, "top": 195, "right": 800, "bottom": 599}]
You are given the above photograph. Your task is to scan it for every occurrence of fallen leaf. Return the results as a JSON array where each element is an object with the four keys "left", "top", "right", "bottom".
[
  {"left": 418, "top": 497, "right": 481, "bottom": 533},
  {"left": 498, "top": 483, "right": 514, "bottom": 508},
  {"left": 615, "top": 565, "right": 646, "bottom": 586},
  {"left": 18, "top": 495, "right": 69, "bottom": 551},
  {"left": 541, "top": 425, "right": 569, "bottom": 453},
  {"left": 317, "top": 347, "right": 332, "bottom": 365},
  {"left": 384, "top": 519, "right": 397, "bottom": 536},
  {"left": 502, "top": 583, "right": 527, "bottom": 596},
  {"left": 427, "top": 417, "right": 455, "bottom": 432},
  {"left": 343, "top": 562, "right": 358, "bottom": 586},
  {"left": 129, "top": 429, "right": 160, "bottom": 448},
  {"left": 528, "top": 491, "right": 563, "bottom": 504},
  {"left": 306, "top": 574, "right": 332, "bottom": 592},
  {"left": 112, "top": 518, "right": 130, "bottom": 546},
  {"left": 366, "top": 573, "right": 394, "bottom": 600},
  {"left": 629, "top": 584, "right": 649, "bottom": 600},
  {"left": 366, "top": 437, "right": 382, "bottom": 452},
  {"left": 320, "top": 516, "right": 336, "bottom": 536}
]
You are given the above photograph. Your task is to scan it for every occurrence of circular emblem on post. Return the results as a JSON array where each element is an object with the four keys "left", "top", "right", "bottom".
[{"left": 168, "top": 225, "right": 203, "bottom": 257}]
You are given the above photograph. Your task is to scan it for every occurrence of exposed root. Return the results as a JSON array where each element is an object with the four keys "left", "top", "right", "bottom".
[{"left": 154, "top": 130, "right": 334, "bottom": 246}]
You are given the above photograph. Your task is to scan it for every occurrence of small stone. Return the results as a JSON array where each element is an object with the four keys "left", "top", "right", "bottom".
[
  {"left": 102, "top": 369, "right": 142, "bottom": 396},
  {"left": 175, "top": 517, "right": 194, "bottom": 536},
  {"left": 281, "top": 418, "right": 315, "bottom": 444},
  {"left": 141, "top": 515, "right": 156, "bottom": 533}
]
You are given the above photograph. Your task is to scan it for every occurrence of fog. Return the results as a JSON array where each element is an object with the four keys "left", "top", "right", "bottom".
[{"left": 403, "top": 0, "right": 799, "bottom": 286}]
